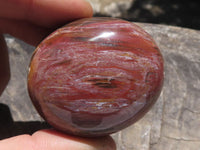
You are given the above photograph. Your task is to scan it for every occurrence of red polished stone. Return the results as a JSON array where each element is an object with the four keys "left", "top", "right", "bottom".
[{"left": 28, "top": 17, "right": 164, "bottom": 137}]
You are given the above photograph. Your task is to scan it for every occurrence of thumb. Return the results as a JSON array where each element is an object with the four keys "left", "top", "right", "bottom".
[{"left": 0, "top": 129, "right": 116, "bottom": 150}]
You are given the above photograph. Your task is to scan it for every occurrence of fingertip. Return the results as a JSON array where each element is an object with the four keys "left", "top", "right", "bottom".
[{"left": 81, "top": 0, "right": 94, "bottom": 18}]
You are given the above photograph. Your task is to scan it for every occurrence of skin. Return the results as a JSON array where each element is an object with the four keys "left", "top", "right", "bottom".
[{"left": 0, "top": 0, "right": 116, "bottom": 149}]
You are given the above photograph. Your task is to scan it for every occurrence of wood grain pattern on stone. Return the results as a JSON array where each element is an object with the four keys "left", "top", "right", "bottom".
[
  {"left": 0, "top": 23, "right": 200, "bottom": 150},
  {"left": 28, "top": 17, "right": 164, "bottom": 137}
]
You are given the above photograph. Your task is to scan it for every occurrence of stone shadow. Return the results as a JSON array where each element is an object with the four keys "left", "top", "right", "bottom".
[{"left": 0, "top": 103, "right": 50, "bottom": 140}]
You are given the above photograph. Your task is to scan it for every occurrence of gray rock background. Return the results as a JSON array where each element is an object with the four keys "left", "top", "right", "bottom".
[
  {"left": 0, "top": 23, "right": 199, "bottom": 150},
  {"left": 0, "top": 0, "right": 200, "bottom": 149},
  {"left": 87, "top": 0, "right": 200, "bottom": 30},
  {"left": 86, "top": 0, "right": 133, "bottom": 18}
]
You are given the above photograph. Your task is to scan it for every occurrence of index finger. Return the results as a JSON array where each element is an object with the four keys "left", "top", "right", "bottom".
[{"left": 0, "top": 0, "right": 93, "bottom": 27}]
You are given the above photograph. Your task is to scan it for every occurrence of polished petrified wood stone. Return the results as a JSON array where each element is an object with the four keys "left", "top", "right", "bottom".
[{"left": 28, "top": 18, "right": 163, "bottom": 137}]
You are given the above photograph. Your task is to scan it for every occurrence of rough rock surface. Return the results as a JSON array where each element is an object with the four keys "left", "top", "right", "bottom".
[
  {"left": 86, "top": 0, "right": 133, "bottom": 17},
  {"left": 0, "top": 23, "right": 200, "bottom": 150},
  {"left": 86, "top": 0, "right": 200, "bottom": 30}
]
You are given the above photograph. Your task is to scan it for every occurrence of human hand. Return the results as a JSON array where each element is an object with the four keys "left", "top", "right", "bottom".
[
  {"left": 0, "top": 129, "right": 116, "bottom": 150},
  {"left": 0, "top": 0, "right": 93, "bottom": 45},
  {"left": 0, "top": 0, "right": 94, "bottom": 95},
  {"left": 0, "top": 0, "right": 116, "bottom": 149}
]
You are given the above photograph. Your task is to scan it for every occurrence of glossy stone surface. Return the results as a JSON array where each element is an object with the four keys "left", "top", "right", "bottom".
[{"left": 28, "top": 17, "right": 164, "bottom": 137}]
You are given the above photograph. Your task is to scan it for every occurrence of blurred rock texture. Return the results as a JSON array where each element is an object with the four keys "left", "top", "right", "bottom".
[
  {"left": 87, "top": 0, "right": 133, "bottom": 17},
  {"left": 87, "top": 0, "right": 200, "bottom": 30}
]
